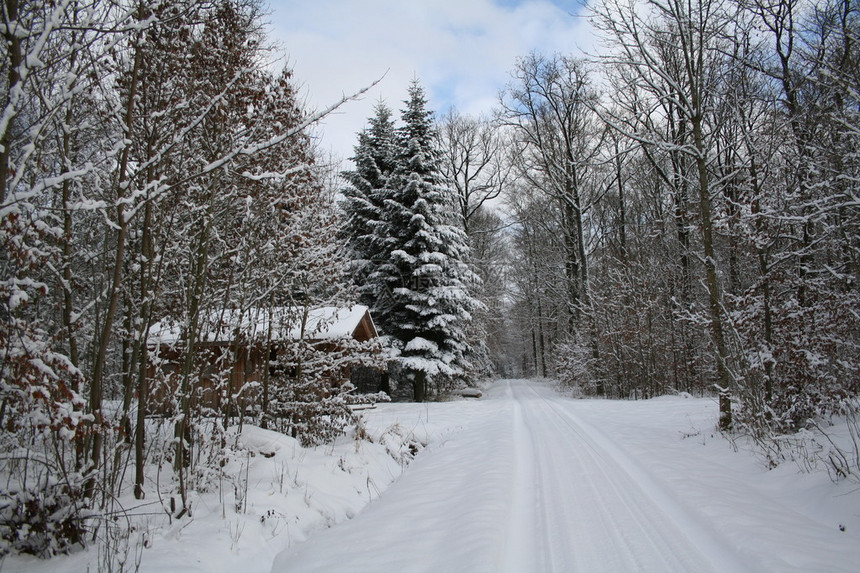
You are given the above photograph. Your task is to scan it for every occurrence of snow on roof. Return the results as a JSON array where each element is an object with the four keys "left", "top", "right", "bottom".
[{"left": 148, "top": 305, "right": 372, "bottom": 345}]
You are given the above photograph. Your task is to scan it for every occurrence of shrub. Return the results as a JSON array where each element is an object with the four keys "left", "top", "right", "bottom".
[{"left": 0, "top": 481, "right": 88, "bottom": 558}]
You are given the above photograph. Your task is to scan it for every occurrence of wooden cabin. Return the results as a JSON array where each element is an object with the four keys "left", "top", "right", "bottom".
[{"left": 146, "top": 305, "right": 379, "bottom": 415}]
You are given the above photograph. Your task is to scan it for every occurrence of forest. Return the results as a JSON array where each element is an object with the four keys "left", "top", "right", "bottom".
[{"left": 1, "top": 0, "right": 858, "bottom": 564}]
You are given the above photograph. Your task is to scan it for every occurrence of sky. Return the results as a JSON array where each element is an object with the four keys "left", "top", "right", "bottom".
[{"left": 265, "top": 0, "right": 595, "bottom": 164}]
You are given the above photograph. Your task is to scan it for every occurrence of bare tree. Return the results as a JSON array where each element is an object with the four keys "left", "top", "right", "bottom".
[
  {"left": 593, "top": 0, "right": 737, "bottom": 426},
  {"left": 436, "top": 109, "right": 512, "bottom": 234},
  {"left": 500, "top": 53, "right": 605, "bottom": 333}
]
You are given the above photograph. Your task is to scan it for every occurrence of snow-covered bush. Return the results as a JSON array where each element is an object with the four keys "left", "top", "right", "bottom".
[
  {"left": 269, "top": 389, "right": 356, "bottom": 447},
  {"left": 267, "top": 337, "right": 385, "bottom": 446},
  {"left": 0, "top": 480, "right": 87, "bottom": 558},
  {"left": 553, "top": 334, "right": 604, "bottom": 396},
  {"left": 375, "top": 423, "right": 425, "bottom": 466},
  {"left": 0, "top": 214, "right": 92, "bottom": 557}
]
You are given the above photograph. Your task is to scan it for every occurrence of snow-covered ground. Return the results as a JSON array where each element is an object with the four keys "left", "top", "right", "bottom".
[
  {"left": 275, "top": 379, "right": 860, "bottom": 572},
  {"left": 5, "top": 379, "right": 859, "bottom": 572},
  {"left": 4, "top": 412, "right": 418, "bottom": 573}
]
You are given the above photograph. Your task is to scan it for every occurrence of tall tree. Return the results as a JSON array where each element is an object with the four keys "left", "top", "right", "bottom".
[
  {"left": 499, "top": 53, "right": 604, "bottom": 332},
  {"left": 436, "top": 109, "right": 512, "bottom": 235},
  {"left": 341, "top": 102, "right": 397, "bottom": 311},
  {"left": 376, "top": 81, "right": 480, "bottom": 400},
  {"left": 594, "top": 0, "right": 736, "bottom": 426}
]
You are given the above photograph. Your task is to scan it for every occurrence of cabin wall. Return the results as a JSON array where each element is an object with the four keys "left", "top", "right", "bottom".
[
  {"left": 145, "top": 339, "right": 373, "bottom": 415},
  {"left": 146, "top": 344, "right": 263, "bottom": 415}
]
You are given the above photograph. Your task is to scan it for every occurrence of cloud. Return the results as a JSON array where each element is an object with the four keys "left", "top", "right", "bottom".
[{"left": 265, "top": 0, "right": 595, "bottom": 163}]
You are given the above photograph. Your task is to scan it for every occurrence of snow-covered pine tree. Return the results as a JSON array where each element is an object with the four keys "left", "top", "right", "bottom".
[
  {"left": 380, "top": 80, "right": 480, "bottom": 401},
  {"left": 340, "top": 102, "right": 397, "bottom": 311}
]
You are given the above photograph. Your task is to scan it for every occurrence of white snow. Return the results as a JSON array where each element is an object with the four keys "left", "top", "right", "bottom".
[
  {"left": 2, "top": 421, "right": 409, "bottom": 573},
  {"left": 147, "top": 305, "right": 372, "bottom": 344},
  {"left": 5, "top": 379, "right": 859, "bottom": 572},
  {"left": 274, "top": 380, "right": 860, "bottom": 572},
  {"left": 404, "top": 336, "right": 439, "bottom": 353}
]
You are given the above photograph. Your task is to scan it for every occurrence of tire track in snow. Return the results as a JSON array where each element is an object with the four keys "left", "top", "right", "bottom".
[
  {"left": 540, "top": 398, "right": 688, "bottom": 570},
  {"left": 274, "top": 379, "right": 753, "bottom": 572},
  {"left": 510, "top": 380, "right": 651, "bottom": 571},
  {"left": 512, "top": 379, "right": 753, "bottom": 573},
  {"left": 503, "top": 390, "right": 543, "bottom": 572}
]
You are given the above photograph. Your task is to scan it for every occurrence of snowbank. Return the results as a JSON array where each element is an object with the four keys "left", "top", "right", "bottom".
[
  {"left": 5, "top": 381, "right": 859, "bottom": 572},
  {"left": 1, "top": 418, "right": 417, "bottom": 573}
]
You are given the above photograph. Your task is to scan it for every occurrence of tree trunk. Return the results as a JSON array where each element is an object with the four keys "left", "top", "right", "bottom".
[
  {"left": 134, "top": 192, "right": 156, "bottom": 499},
  {"left": 85, "top": 32, "right": 144, "bottom": 502},
  {"left": 413, "top": 370, "right": 427, "bottom": 402},
  {"left": 692, "top": 115, "right": 733, "bottom": 429},
  {"left": 0, "top": 0, "right": 21, "bottom": 205}
]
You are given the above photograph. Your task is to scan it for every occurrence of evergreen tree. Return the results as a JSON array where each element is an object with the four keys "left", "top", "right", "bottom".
[
  {"left": 341, "top": 102, "right": 397, "bottom": 310},
  {"left": 379, "top": 81, "right": 480, "bottom": 400}
]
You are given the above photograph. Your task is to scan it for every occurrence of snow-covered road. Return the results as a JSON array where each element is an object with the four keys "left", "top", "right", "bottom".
[{"left": 272, "top": 379, "right": 752, "bottom": 572}]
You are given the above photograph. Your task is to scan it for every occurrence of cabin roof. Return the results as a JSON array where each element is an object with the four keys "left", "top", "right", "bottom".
[{"left": 148, "top": 305, "right": 376, "bottom": 345}]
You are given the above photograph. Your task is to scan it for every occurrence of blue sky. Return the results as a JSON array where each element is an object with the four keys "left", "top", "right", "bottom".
[{"left": 265, "top": 0, "right": 594, "bottom": 163}]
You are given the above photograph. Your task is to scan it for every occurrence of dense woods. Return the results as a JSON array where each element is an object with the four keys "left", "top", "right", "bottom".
[
  {"left": 499, "top": 0, "right": 860, "bottom": 451},
  {"left": 0, "top": 0, "right": 379, "bottom": 558},
  {"left": 1, "top": 0, "right": 858, "bottom": 564}
]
